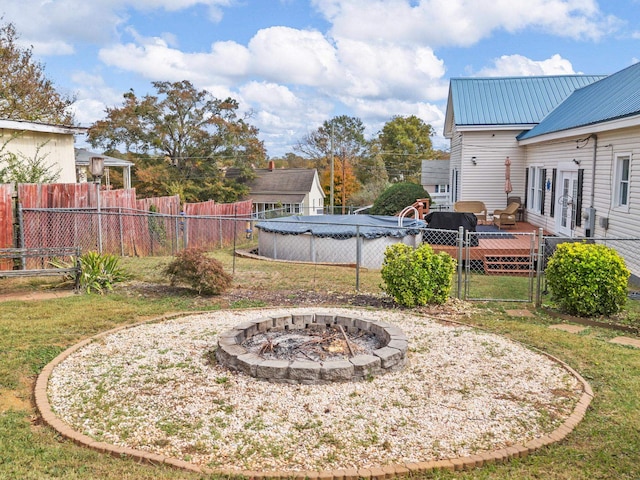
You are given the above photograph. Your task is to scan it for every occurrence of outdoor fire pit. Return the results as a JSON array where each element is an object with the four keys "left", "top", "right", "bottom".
[{"left": 215, "top": 312, "right": 408, "bottom": 384}]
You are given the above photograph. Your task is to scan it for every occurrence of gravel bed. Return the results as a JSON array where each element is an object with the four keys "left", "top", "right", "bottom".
[{"left": 47, "top": 308, "right": 582, "bottom": 472}]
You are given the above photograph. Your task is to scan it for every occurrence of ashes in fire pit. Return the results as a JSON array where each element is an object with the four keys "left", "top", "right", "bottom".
[
  {"left": 243, "top": 326, "right": 382, "bottom": 362},
  {"left": 215, "top": 312, "right": 408, "bottom": 384}
]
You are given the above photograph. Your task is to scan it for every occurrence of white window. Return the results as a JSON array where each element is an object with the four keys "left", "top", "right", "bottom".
[
  {"left": 614, "top": 154, "right": 630, "bottom": 208},
  {"left": 435, "top": 184, "right": 450, "bottom": 193},
  {"left": 528, "top": 166, "right": 545, "bottom": 213}
]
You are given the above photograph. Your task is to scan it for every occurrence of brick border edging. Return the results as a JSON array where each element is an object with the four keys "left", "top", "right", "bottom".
[{"left": 34, "top": 308, "right": 594, "bottom": 479}]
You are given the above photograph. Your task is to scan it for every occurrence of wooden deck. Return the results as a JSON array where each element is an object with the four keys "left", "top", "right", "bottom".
[{"left": 427, "top": 221, "right": 546, "bottom": 275}]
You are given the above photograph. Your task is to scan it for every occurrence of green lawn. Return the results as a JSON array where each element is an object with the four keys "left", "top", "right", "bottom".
[{"left": 0, "top": 252, "right": 639, "bottom": 479}]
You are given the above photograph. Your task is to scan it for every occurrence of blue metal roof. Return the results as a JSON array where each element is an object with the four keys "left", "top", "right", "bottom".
[
  {"left": 518, "top": 62, "right": 640, "bottom": 140},
  {"left": 450, "top": 75, "right": 606, "bottom": 126}
]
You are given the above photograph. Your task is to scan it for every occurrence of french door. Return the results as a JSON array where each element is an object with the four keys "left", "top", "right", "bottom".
[{"left": 556, "top": 170, "right": 578, "bottom": 236}]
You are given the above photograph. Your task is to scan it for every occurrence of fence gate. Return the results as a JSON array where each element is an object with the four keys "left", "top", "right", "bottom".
[{"left": 462, "top": 230, "right": 537, "bottom": 302}]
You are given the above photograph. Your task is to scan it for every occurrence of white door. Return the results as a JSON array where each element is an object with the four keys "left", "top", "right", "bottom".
[{"left": 556, "top": 171, "right": 578, "bottom": 236}]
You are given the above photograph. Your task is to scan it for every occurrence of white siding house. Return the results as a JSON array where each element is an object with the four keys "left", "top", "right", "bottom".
[
  {"left": 445, "top": 62, "right": 640, "bottom": 277},
  {"left": 226, "top": 163, "right": 326, "bottom": 216},
  {"left": 516, "top": 61, "right": 640, "bottom": 275},
  {"left": 444, "top": 75, "right": 605, "bottom": 214},
  {"left": 0, "top": 119, "right": 86, "bottom": 183},
  {"left": 420, "top": 159, "right": 451, "bottom": 208}
]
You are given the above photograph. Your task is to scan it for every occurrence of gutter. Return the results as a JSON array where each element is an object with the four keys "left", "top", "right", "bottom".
[{"left": 587, "top": 134, "right": 597, "bottom": 237}]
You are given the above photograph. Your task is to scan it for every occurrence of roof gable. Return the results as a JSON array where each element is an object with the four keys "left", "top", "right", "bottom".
[
  {"left": 225, "top": 168, "right": 324, "bottom": 201},
  {"left": 518, "top": 62, "right": 640, "bottom": 140},
  {"left": 248, "top": 168, "right": 319, "bottom": 194},
  {"left": 444, "top": 75, "right": 606, "bottom": 136}
]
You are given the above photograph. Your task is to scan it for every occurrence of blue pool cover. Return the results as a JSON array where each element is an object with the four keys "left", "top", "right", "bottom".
[{"left": 255, "top": 215, "right": 426, "bottom": 239}]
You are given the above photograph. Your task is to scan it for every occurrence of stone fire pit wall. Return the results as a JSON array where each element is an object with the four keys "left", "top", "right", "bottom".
[{"left": 215, "top": 312, "right": 408, "bottom": 384}]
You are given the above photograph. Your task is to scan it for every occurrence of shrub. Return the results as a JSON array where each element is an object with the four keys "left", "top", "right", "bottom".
[
  {"left": 164, "top": 247, "right": 232, "bottom": 295},
  {"left": 546, "top": 242, "right": 630, "bottom": 317},
  {"left": 79, "top": 251, "right": 129, "bottom": 294},
  {"left": 381, "top": 243, "right": 456, "bottom": 307},
  {"left": 370, "top": 182, "right": 430, "bottom": 216}
]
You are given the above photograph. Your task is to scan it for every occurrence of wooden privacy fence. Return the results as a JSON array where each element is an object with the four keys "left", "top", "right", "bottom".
[{"left": 0, "top": 182, "right": 253, "bottom": 261}]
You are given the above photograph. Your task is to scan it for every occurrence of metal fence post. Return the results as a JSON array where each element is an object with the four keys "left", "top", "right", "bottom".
[
  {"left": 174, "top": 215, "right": 179, "bottom": 255},
  {"left": 183, "top": 215, "right": 188, "bottom": 250},
  {"left": 96, "top": 183, "right": 103, "bottom": 254},
  {"left": 232, "top": 207, "right": 237, "bottom": 274},
  {"left": 118, "top": 207, "right": 124, "bottom": 257},
  {"left": 457, "top": 226, "right": 464, "bottom": 299},
  {"left": 535, "top": 227, "right": 545, "bottom": 307},
  {"left": 355, "top": 225, "right": 361, "bottom": 292}
]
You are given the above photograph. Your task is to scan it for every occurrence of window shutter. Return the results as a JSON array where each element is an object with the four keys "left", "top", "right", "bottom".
[
  {"left": 575, "top": 169, "right": 584, "bottom": 227},
  {"left": 541, "top": 168, "right": 547, "bottom": 215},
  {"left": 550, "top": 169, "right": 557, "bottom": 217},
  {"left": 524, "top": 168, "right": 529, "bottom": 209}
]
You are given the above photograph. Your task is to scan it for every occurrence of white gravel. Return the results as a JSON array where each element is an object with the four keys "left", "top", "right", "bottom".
[{"left": 47, "top": 308, "right": 582, "bottom": 472}]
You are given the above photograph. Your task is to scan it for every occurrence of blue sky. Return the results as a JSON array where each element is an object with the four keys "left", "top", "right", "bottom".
[{"left": 2, "top": 0, "right": 639, "bottom": 157}]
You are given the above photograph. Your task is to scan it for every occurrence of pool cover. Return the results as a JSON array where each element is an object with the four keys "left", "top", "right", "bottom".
[{"left": 255, "top": 215, "right": 425, "bottom": 239}]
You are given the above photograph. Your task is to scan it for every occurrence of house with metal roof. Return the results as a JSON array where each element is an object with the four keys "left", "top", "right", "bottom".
[
  {"left": 446, "top": 61, "right": 640, "bottom": 275},
  {"left": 226, "top": 161, "right": 326, "bottom": 216},
  {"left": 443, "top": 75, "right": 605, "bottom": 213},
  {"left": 517, "top": 61, "right": 640, "bottom": 257}
]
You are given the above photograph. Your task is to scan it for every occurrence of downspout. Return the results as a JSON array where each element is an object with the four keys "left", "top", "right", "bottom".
[{"left": 587, "top": 134, "right": 597, "bottom": 237}]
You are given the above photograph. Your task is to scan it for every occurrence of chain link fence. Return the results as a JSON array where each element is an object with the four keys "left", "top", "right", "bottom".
[
  {"left": 15, "top": 207, "right": 640, "bottom": 303},
  {"left": 20, "top": 206, "right": 250, "bottom": 257}
]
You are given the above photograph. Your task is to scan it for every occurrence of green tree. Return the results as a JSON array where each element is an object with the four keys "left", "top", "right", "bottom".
[
  {"left": 88, "top": 80, "right": 265, "bottom": 202},
  {"left": 378, "top": 115, "right": 434, "bottom": 182},
  {"left": 0, "top": 21, "right": 75, "bottom": 124},
  {"left": 295, "top": 115, "right": 367, "bottom": 210}
]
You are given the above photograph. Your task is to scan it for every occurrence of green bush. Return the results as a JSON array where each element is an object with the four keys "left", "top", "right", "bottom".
[
  {"left": 381, "top": 243, "right": 456, "bottom": 307},
  {"left": 79, "top": 251, "right": 129, "bottom": 294},
  {"left": 546, "top": 242, "right": 630, "bottom": 317},
  {"left": 164, "top": 247, "right": 232, "bottom": 295},
  {"left": 370, "top": 182, "right": 430, "bottom": 216}
]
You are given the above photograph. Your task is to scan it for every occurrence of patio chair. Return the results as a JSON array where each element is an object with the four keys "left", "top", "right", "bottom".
[
  {"left": 507, "top": 196, "right": 525, "bottom": 221},
  {"left": 493, "top": 202, "right": 520, "bottom": 229}
]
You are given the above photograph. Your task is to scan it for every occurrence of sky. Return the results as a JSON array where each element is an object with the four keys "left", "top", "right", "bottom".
[{"left": 2, "top": 0, "right": 640, "bottom": 157}]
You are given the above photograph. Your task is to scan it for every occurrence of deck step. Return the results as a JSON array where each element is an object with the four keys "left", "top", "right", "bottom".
[{"left": 483, "top": 254, "right": 532, "bottom": 275}]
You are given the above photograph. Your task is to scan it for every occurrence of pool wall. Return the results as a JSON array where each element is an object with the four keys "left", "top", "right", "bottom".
[{"left": 257, "top": 229, "right": 421, "bottom": 269}]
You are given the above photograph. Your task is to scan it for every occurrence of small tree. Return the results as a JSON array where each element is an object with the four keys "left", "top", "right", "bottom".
[
  {"left": 0, "top": 141, "right": 61, "bottom": 184},
  {"left": 546, "top": 242, "right": 629, "bottom": 316},
  {"left": 370, "top": 182, "right": 430, "bottom": 216}
]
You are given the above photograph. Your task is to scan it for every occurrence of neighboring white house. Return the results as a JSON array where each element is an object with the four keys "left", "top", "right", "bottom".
[
  {"left": 226, "top": 162, "right": 326, "bottom": 216},
  {"left": 443, "top": 75, "right": 605, "bottom": 213},
  {"left": 0, "top": 119, "right": 86, "bottom": 183},
  {"left": 421, "top": 159, "right": 451, "bottom": 209}
]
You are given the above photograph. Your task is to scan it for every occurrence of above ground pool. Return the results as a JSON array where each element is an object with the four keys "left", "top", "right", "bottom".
[{"left": 254, "top": 215, "right": 425, "bottom": 269}]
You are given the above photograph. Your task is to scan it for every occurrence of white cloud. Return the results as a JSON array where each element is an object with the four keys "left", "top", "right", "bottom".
[
  {"left": 335, "top": 39, "right": 446, "bottom": 101},
  {"left": 475, "top": 54, "right": 577, "bottom": 76},
  {"left": 248, "top": 27, "right": 342, "bottom": 86},
  {"left": 3, "top": 0, "right": 232, "bottom": 55},
  {"left": 313, "top": 0, "right": 621, "bottom": 45},
  {"left": 67, "top": 72, "right": 124, "bottom": 126}
]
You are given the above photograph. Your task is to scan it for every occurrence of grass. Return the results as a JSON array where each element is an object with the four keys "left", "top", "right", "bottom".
[{"left": 0, "top": 249, "right": 639, "bottom": 479}]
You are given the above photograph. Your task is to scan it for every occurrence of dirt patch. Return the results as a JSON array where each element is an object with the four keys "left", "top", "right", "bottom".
[
  {"left": 117, "top": 280, "right": 478, "bottom": 321},
  {"left": 0, "top": 388, "right": 31, "bottom": 412}
]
